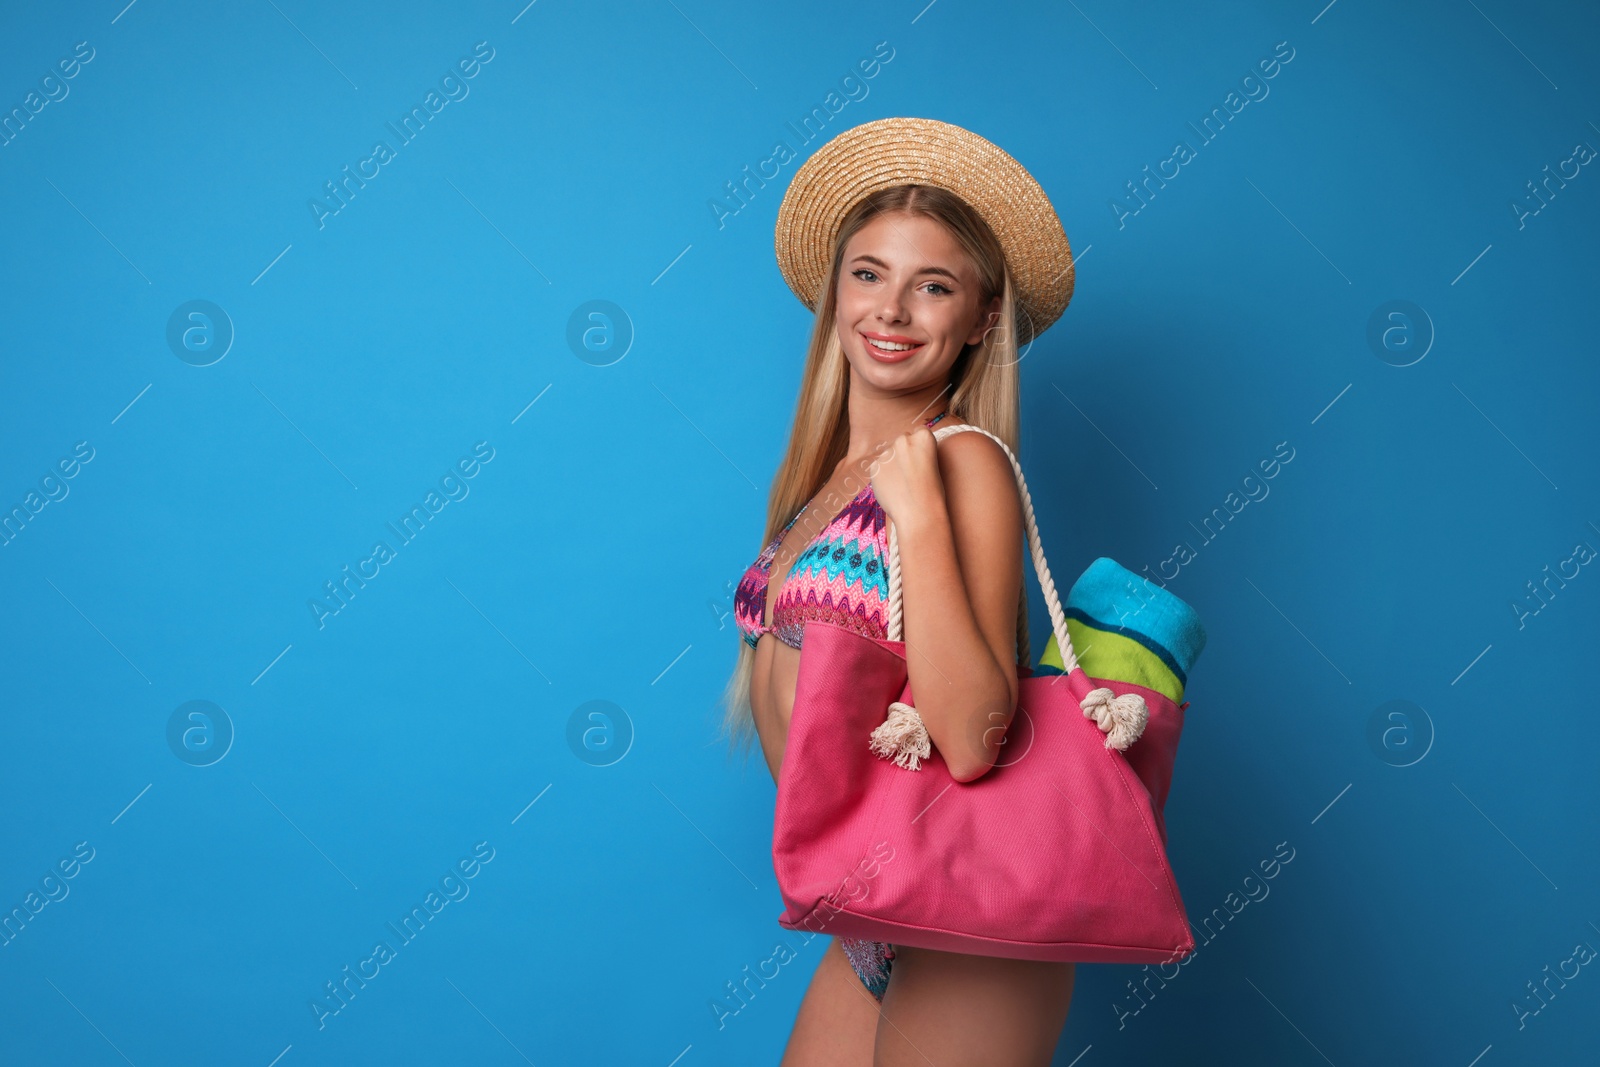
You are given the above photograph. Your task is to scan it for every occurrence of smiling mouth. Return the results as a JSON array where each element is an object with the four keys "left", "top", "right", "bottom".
[{"left": 862, "top": 333, "right": 925, "bottom": 356}]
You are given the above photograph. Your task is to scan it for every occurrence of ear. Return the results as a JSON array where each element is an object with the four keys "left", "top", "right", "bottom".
[{"left": 964, "top": 294, "right": 1003, "bottom": 347}]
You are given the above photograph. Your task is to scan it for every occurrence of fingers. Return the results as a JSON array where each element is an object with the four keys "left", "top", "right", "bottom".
[{"left": 872, "top": 424, "right": 935, "bottom": 475}]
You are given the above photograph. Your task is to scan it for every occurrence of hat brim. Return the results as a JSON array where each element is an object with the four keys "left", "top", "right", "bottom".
[{"left": 774, "top": 116, "right": 1074, "bottom": 347}]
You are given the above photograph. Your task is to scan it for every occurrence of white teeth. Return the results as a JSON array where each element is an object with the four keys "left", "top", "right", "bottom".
[{"left": 867, "top": 338, "right": 918, "bottom": 352}]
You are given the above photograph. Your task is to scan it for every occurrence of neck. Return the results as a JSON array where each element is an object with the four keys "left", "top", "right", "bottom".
[{"left": 842, "top": 377, "right": 954, "bottom": 461}]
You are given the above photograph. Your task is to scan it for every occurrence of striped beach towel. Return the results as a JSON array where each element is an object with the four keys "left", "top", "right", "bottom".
[{"left": 1035, "top": 557, "right": 1206, "bottom": 710}]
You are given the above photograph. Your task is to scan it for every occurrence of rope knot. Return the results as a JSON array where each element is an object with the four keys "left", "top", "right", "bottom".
[
  {"left": 1081, "top": 687, "right": 1149, "bottom": 751},
  {"left": 869, "top": 701, "right": 932, "bottom": 771}
]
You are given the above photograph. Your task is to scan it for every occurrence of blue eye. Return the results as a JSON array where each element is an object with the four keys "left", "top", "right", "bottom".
[{"left": 851, "top": 269, "right": 951, "bottom": 295}]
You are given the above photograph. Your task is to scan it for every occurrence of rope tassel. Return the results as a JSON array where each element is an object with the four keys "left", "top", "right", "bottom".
[
  {"left": 869, "top": 701, "right": 932, "bottom": 771},
  {"left": 1081, "top": 687, "right": 1149, "bottom": 751}
]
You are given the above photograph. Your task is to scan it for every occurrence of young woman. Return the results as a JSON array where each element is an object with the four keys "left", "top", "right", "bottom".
[{"left": 721, "top": 119, "right": 1078, "bottom": 1066}]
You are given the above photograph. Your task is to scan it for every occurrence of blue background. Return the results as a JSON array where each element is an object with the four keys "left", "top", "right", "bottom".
[{"left": 2, "top": 0, "right": 1597, "bottom": 1063}]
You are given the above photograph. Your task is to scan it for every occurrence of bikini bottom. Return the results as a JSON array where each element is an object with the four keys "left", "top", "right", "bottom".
[{"left": 840, "top": 936, "right": 895, "bottom": 1000}]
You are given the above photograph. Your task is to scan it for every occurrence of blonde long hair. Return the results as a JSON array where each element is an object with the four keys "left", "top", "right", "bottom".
[{"left": 719, "top": 184, "right": 1031, "bottom": 759}]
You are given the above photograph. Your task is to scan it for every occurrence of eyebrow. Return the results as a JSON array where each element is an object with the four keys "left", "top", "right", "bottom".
[{"left": 849, "top": 253, "right": 962, "bottom": 283}]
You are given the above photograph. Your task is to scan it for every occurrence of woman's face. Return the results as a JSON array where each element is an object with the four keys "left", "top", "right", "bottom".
[{"left": 834, "top": 210, "right": 999, "bottom": 391}]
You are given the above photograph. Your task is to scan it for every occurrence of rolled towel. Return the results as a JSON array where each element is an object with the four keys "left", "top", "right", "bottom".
[{"left": 1038, "top": 557, "right": 1207, "bottom": 708}]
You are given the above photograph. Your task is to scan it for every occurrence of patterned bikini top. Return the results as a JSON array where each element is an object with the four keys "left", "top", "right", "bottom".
[{"left": 734, "top": 411, "right": 950, "bottom": 652}]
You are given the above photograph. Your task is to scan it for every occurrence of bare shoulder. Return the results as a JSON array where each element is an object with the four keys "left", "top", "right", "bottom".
[{"left": 933, "top": 423, "right": 1019, "bottom": 504}]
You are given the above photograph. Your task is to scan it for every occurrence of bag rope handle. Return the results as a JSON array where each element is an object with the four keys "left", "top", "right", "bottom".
[{"left": 868, "top": 423, "right": 1148, "bottom": 769}]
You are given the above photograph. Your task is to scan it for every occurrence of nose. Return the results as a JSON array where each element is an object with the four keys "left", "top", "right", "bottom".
[{"left": 876, "top": 286, "right": 909, "bottom": 325}]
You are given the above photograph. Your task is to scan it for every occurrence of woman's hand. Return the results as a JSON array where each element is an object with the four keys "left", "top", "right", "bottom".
[{"left": 869, "top": 423, "right": 946, "bottom": 531}]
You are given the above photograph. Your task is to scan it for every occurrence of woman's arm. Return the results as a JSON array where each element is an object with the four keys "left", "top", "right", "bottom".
[{"left": 877, "top": 428, "right": 1023, "bottom": 783}]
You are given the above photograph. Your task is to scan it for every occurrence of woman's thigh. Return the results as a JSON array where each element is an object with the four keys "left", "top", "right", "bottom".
[
  {"left": 781, "top": 937, "right": 883, "bottom": 1067},
  {"left": 874, "top": 946, "right": 1075, "bottom": 1067}
]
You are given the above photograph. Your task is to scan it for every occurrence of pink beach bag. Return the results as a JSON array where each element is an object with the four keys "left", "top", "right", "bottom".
[{"left": 772, "top": 424, "right": 1196, "bottom": 964}]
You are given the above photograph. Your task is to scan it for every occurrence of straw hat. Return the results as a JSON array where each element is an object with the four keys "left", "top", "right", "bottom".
[{"left": 774, "top": 116, "right": 1074, "bottom": 346}]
